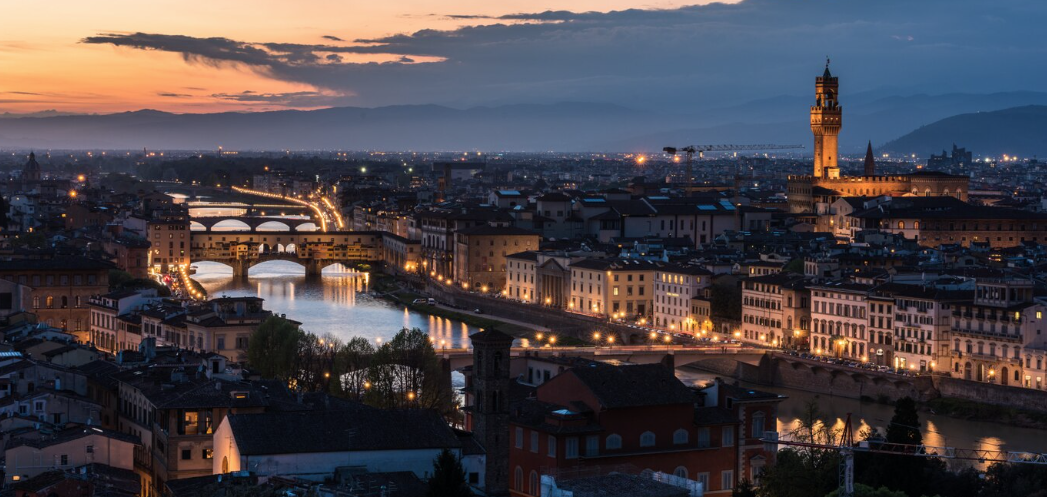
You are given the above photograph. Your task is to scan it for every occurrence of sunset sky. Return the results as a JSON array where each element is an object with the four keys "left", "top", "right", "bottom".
[{"left": 2, "top": 0, "right": 1043, "bottom": 115}]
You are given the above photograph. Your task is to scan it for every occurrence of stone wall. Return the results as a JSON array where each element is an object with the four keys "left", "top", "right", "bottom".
[
  {"left": 761, "top": 354, "right": 937, "bottom": 402},
  {"left": 934, "top": 376, "right": 1047, "bottom": 411},
  {"left": 696, "top": 353, "right": 1047, "bottom": 411}
]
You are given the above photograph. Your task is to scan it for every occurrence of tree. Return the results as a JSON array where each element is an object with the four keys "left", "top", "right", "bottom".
[
  {"left": 855, "top": 397, "right": 934, "bottom": 497},
  {"left": 365, "top": 328, "right": 452, "bottom": 413},
  {"left": 981, "top": 462, "right": 1047, "bottom": 497},
  {"left": 247, "top": 316, "right": 304, "bottom": 381},
  {"left": 732, "top": 479, "right": 757, "bottom": 497},
  {"left": 426, "top": 448, "right": 472, "bottom": 497},
  {"left": 333, "top": 337, "right": 374, "bottom": 398},
  {"left": 783, "top": 258, "right": 805, "bottom": 274},
  {"left": 825, "top": 483, "right": 908, "bottom": 497},
  {"left": 885, "top": 397, "right": 921, "bottom": 445},
  {"left": 757, "top": 400, "right": 841, "bottom": 497}
]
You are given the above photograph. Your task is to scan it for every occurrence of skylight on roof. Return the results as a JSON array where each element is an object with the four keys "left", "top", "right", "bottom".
[{"left": 697, "top": 205, "right": 717, "bottom": 211}]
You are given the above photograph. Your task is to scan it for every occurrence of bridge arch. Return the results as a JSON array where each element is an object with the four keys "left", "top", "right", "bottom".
[
  {"left": 249, "top": 259, "right": 306, "bottom": 275},
  {"left": 190, "top": 220, "right": 207, "bottom": 231},
  {"left": 285, "top": 243, "right": 297, "bottom": 254},
  {"left": 211, "top": 219, "right": 252, "bottom": 232},
  {"left": 295, "top": 222, "right": 319, "bottom": 232},
  {"left": 256, "top": 220, "right": 292, "bottom": 232}
]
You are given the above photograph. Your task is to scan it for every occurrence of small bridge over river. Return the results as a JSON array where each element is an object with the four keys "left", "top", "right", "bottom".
[{"left": 437, "top": 344, "right": 766, "bottom": 371}]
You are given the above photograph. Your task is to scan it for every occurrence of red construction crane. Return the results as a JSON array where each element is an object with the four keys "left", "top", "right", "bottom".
[{"left": 763, "top": 413, "right": 1047, "bottom": 497}]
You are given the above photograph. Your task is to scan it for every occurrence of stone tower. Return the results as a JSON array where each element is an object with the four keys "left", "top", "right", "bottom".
[
  {"left": 470, "top": 328, "right": 513, "bottom": 496},
  {"left": 864, "top": 140, "right": 876, "bottom": 176},
  {"left": 811, "top": 60, "right": 841, "bottom": 179}
]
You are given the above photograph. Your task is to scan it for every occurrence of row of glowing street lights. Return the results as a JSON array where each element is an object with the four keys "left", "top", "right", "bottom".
[
  {"left": 176, "top": 264, "right": 205, "bottom": 300},
  {"left": 232, "top": 186, "right": 328, "bottom": 232}
]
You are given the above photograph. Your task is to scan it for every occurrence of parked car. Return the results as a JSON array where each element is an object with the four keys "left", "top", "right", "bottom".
[
  {"left": 412, "top": 298, "right": 427, "bottom": 304},
  {"left": 427, "top": 298, "right": 436, "bottom": 305},
  {"left": 474, "top": 308, "right": 484, "bottom": 314}
]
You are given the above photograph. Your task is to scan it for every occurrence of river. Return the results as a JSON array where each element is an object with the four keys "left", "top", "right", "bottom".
[
  {"left": 677, "top": 368, "right": 1047, "bottom": 468},
  {"left": 192, "top": 260, "right": 1047, "bottom": 465},
  {"left": 192, "top": 260, "right": 480, "bottom": 348}
]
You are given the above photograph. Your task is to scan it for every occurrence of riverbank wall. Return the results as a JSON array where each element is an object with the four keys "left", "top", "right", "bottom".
[
  {"left": 691, "top": 353, "right": 1047, "bottom": 411},
  {"left": 425, "top": 283, "right": 647, "bottom": 342}
]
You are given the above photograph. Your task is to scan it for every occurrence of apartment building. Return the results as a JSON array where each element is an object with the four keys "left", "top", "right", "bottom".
[
  {"left": 653, "top": 265, "right": 712, "bottom": 333},
  {"left": 873, "top": 283, "right": 967, "bottom": 372},
  {"left": 505, "top": 252, "right": 538, "bottom": 303},
  {"left": 147, "top": 218, "right": 191, "bottom": 272},
  {"left": 740, "top": 274, "right": 809, "bottom": 349},
  {"left": 0, "top": 258, "right": 111, "bottom": 334},
  {"left": 568, "top": 259, "right": 658, "bottom": 320},
  {"left": 453, "top": 226, "right": 540, "bottom": 292},
  {"left": 809, "top": 282, "right": 874, "bottom": 360},
  {"left": 948, "top": 278, "right": 1039, "bottom": 386}
]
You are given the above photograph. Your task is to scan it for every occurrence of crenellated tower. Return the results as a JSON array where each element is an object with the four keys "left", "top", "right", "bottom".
[{"left": 811, "top": 59, "right": 841, "bottom": 179}]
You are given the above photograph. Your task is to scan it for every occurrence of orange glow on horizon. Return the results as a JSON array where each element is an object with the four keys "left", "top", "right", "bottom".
[{"left": 0, "top": 1, "right": 739, "bottom": 114}]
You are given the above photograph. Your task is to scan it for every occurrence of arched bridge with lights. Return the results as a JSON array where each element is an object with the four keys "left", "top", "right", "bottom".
[
  {"left": 190, "top": 216, "right": 320, "bottom": 232},
  {"left": 189, "top": 230, "right": 385, "bottom": 277}
]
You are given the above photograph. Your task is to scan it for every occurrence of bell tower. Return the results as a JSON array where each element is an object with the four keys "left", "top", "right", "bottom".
[
  {"left": 811, "top": 59, "right": 842, "bottom": 179},
  {"left": 470, "top": 328, "right": 513, "bottom": 496}
]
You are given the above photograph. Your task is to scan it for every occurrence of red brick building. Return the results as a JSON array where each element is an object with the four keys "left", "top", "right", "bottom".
[{"left": 488, "top": 362, "right": 782, "bottom": 496}]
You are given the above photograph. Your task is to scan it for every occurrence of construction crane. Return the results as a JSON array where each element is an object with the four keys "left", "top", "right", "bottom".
[
  {"left": 763, "top": 413, "right": 1047, "bottom": 497},
  {"left": 662, "top": 144, "right": 804, "bottom": 193}
]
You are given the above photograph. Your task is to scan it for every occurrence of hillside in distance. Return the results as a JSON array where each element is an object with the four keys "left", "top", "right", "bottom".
[
  {"left": 882, "top": 105, "right": 1047, "bottom": 157},
  {"left": 0, "top": 103, "right": 684, "bottom": 152},
  {"left": 2, "top": 91, "right": 1047, "bottom": 152}
]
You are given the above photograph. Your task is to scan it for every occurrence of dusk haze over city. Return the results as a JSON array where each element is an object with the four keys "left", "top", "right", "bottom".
[{"left": 3, "top": 2, "right": 1047, "bottom": 497}]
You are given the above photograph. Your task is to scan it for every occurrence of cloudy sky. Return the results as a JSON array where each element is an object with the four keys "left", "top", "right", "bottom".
[{"left": 2, "top": 0, "right": 1044, "bottom": 114}]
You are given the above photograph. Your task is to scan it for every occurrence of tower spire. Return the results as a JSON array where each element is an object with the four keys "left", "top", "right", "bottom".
[{"left": 864, "top": 140, "right": 876, "bottom": 176}]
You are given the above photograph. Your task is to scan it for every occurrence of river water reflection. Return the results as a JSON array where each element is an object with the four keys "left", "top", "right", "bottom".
[
  {"left": 676, "top": 369, "right": 1047, "bottom": 469},
  {"left": 192, "top": 261, "right": 480, "bottom": 348}
]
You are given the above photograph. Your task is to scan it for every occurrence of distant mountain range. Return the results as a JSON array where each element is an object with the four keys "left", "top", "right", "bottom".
[
  {"left": 882, "top": 106, "right": 1047, "bottom": 157},
  {"left": 1, "top": 91, "right": 1046, "bottom": 153}
]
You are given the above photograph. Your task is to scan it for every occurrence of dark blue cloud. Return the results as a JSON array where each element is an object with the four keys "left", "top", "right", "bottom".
[{"left": 81, "top": 0, "right": 1047, "bottom": 111}]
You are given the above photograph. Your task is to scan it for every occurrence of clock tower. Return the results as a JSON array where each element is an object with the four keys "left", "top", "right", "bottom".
[{"left": 811, "top": 59, "right": 841, "bottom": 179}]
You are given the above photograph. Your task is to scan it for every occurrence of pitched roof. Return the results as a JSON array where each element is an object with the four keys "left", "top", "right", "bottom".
[
  {"left": 565, "top": 363, "right": 694, "bottom": 409},
  {"left": 227, "top": 408, "right": 460, "bottom": 456},
  {"left": 6, "top": 425, "right": 139, "bottom": 450}
]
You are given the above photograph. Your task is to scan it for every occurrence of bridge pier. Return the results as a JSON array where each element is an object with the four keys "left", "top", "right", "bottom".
[
  {"left": 304, "top": 259, "right": 323, "bottom": 277},
  {"left": 231, "top": 260, "right": 250, "bottom": 279}
]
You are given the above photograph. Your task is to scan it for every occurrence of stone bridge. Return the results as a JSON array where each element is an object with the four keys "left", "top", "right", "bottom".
[
  {"left": 190, "top": 216, "right": 319, "bottom": 232},
  {"left": 437, "top": 345, "right": 765, "bottom": 371},
  {"left": 189, "top": 230, "right": 384, "bottom": 276}
]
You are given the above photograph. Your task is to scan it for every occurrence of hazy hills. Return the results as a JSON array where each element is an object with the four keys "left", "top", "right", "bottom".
[
  {"left": 1, "top": 91, "right": 1046, "bottom": 153},
  {"left": 883, "top": 106, "right": 1047, "bottom": 157}
]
